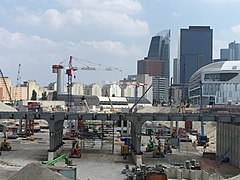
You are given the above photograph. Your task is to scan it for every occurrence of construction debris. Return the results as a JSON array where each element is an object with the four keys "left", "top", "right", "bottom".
[
  {"left": 8, "top": 163, "right": 70, "bottom": 180},
  {"left": 122, "top": 164, "right": 167, "bottom": 180}
]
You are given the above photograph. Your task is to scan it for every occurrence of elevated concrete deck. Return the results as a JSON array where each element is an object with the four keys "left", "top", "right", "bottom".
[{"left": 0, "top": 111, "right": 239, "bottom": 164}]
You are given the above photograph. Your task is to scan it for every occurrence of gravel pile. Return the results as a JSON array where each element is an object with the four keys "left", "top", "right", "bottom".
[
  {"left": 8, "top": 163, "right": 69, "bottom": 180},
  {"left": 228, "top": 175, "right": 240, "bottom": 180}
]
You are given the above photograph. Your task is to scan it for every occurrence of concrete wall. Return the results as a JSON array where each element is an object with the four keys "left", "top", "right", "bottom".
[
  {"left": 165, "top": 167, "right": 209, "bottom": 180},
  {"left": 217, "top": 122, "right": 240, "bottom": 168}
]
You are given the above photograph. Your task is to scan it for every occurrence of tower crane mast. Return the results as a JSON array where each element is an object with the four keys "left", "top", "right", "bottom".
[
  {"left": 66, "top": 56, "right": 77, "bottom": 111},
  {"left": 0, "top": 69, "right": 13, "bottom": 105},
  {"left": 16, "top": 64, "right": 21, "bottom": 87}
]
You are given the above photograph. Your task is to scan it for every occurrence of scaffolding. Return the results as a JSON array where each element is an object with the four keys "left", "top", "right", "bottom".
[{"left": 78, "top": 120, "right": 115, "bottom": 153}]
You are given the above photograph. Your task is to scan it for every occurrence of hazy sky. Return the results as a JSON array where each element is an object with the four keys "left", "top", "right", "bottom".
[{"left": 1, "top": 0, "right": 240, "bottom": 86}]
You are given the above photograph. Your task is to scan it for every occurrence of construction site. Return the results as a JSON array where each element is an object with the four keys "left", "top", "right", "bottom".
[
  {"left": 0, "top": 57, "right": 240, "bottom": 180},
  {"left": 0, "top": 102, "right": 239, "bottom": 180}
]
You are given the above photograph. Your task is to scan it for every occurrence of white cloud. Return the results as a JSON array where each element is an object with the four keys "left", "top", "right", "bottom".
[
  {"left": 200, "top": 0, "right": 240, "bottom": 3},
  {"left": 0, "top": 28, "right": 143, "bottom": 85},
  {"left": 83, "top": 10, "right": 149, "bottom": 36},
  {"left": 83, "top": 40, "right": 126, "bottom": 56},
  {"left": 16, "top": 8, "right": 148, "bottom": 37},
  {"left": 17, "top": 9, "right": 82, "bottom": 28},
  {"left": 56, "top": 0, "right": 142, "bottom": 15},
  {"left": 231, "top": 25, "right": 240, "bottom": 34},
  {"left": 172, "top": 12, "right": 182, "bottom": 17}
]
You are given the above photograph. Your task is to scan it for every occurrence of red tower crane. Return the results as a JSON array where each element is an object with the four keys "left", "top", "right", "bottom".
[
  {"left": 53, "top": 55, "right": 122, "bottom": 112},
  {"left": 66, "top": 56, "right": 78, "bottom": 111}
]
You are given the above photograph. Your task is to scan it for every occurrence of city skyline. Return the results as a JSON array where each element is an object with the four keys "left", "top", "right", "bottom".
[{"left": 1, "top": 0, "right": 240, "bottom": 86}]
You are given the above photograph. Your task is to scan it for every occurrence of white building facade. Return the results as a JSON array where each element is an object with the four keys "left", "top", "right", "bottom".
[
  {"left": 102, "top": 84, "right": 121, "bottom": 97},
  {"left": 84, "top": 83, "right": 102, "bottom": 96},
  {"left": 189, "top": 61, "right": 240, "bottom": 105}
]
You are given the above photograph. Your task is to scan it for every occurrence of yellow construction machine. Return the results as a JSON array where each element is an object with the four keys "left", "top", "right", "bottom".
[
  {"left": 152, "top": 144, "right": 165, "bottom": 158},
  {"left": 0, "top": 139, "right": 11, "bottom": 151}
]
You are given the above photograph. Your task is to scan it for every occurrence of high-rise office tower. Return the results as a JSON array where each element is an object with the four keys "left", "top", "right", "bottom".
[
  {"left": 180, "top": 26, "right": 212, "bottom": 84},
  {"left": 220, "top": 41, "right": 240, "bottom": 60},
  {"left": 137, "top": 30, "right": 170, "bottom": 104},
  {"left": 173, "top": 58, "right": 180, "bottom": 84},
  {"left": 179, "top": 26, "right": 213, "bottom": 100},
  {"left": 137, "top": 58, "right": 164, "bottom": 76},
  {"left": 147, "top": 30, "right": 170, "bottom": 78}
]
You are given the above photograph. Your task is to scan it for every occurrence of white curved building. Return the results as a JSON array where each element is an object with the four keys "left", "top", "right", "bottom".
[{"left": 189, "top": 61, "right": 240, "bottom": 105}]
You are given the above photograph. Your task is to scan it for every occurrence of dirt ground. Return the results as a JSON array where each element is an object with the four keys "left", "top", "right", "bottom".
[{"left": 0, "top": 130, "right": 239, "bottom": 180}]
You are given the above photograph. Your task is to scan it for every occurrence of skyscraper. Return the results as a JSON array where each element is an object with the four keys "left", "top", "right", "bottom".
[
  {"left": 180, "top": 26, "right": 213, "bottom": 84},
  {"left": 137, "top": 58, "right": 164, "bottom": 76},
  {"left": 179, "top": 26, "right": 213, "bottom": 100},
  {"left": 147, "top": 30, "right": 170, "bottom": 78},
  {"left": 137, "top": 30, "right": 170, "bottom": 104},
  {"left": 220, "top": 41, "right": 240, "bottom": 60},
  {"left": 173, "top": 58, "right": 180, "bottom": 84}
]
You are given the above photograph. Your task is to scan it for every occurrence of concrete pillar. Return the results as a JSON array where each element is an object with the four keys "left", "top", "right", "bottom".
[
  {"left": 176, "top": 121, "right": 179, "bottom": 135},
  {"left": 56, "top": 130, "right": 60, "bottom": 148},
  {"left": 129, "top": 116, "right": 144, "bottom": 155},
  {"left": 60, "top": 127, "right": 63, "bottom": 145},
  {"left": 230, "top": 124, "right": 234, "bottom": 164},
  {"left": 49, "top": 131, "right": 56, "bottom": 151},
  {"left": 131, "top": 123, "right": 136, "bottom": 152},
  {"left": 221, "top": 122, "right": 223, "bottom": 156},
  {"left": 237, "top": 125, "right": 240, "bottom": 167},
  {"left": 223, "top": 123, "right": 226, "bottom": 156},
  {"left": 18, "top": 118, "right": 23, "bottom": 134},
  {"left": 216, "top": 122, "right": 220, "bottom": 157}
]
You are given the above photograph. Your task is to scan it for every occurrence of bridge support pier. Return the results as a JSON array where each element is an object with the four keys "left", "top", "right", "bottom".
[
  {"left": 128, "top": 115, "right": 146, "bottom": 165},
  {"left": 48, "top": 118, "right": 65, "bottom": 161}
]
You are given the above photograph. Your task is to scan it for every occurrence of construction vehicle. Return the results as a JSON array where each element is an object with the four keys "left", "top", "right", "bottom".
[
  {"left": 152, "top": 138, "right": 165, "bottom": 158},
  {"left": 69, "top": 140, "right": 81, "bottom": 158},
  {"left": 196, "top": 134, "right": 209, "bottom": 146},
  {"left": 121, "top": 145, "right": 129, "bottom": 155},
  {"left": 152, "top": 144, "right": 165, "bottom": 158},
  {"left": 164, "top": 142, "right": 172, "bottom": 154},
  {"left": 0, "top": 139, "right": 11, "bottom": 151},
  {"left": 146, "top": 135, "right": 155, "bottom": 152},
  {"left": 43, "top": 154, "right": 72, "bottom": 166}
]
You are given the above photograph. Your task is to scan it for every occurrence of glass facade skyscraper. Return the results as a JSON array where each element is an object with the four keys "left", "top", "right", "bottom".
[
  {"left": 147, "top": 30, "right": 170, "bottom": 78},
  {"left": 137, "top": 30, "right": 170, "bottom": 104},
  {"left": 179, "top": 26, "right": 213, "bottom": 100},
  {"left": 220, "top": 41, "right": 240, "bottom": 61}
]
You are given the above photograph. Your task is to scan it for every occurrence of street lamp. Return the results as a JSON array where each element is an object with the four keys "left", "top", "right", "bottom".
[{"left": 199, "top": 80, "right": 204, "bottom": 136}]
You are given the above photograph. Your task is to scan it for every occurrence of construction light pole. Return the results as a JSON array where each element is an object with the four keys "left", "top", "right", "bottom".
[{"left": 200, "top": 80, "right": 204, "bottom": 136}]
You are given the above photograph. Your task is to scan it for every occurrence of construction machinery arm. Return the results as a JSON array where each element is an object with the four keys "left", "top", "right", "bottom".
[
  {"left": 129, "top": 84, "right": 153, "bottom": 113},
  {"left": 0, "top": 69, "right": 12, "bottom": 104},
  {"left": 44, "top": 154, "right": 72, "bottom": 166}
]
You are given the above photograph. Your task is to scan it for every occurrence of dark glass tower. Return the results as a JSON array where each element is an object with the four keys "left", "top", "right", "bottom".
[
  {"left": 147, "top": 30, "right": 170, "bottom": 78},
  {"left": 180, "top": 26, "right": 212, "bottom": 84},
  {"left": 179, "top": 26, "right": 213, "bottom": 100}
]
